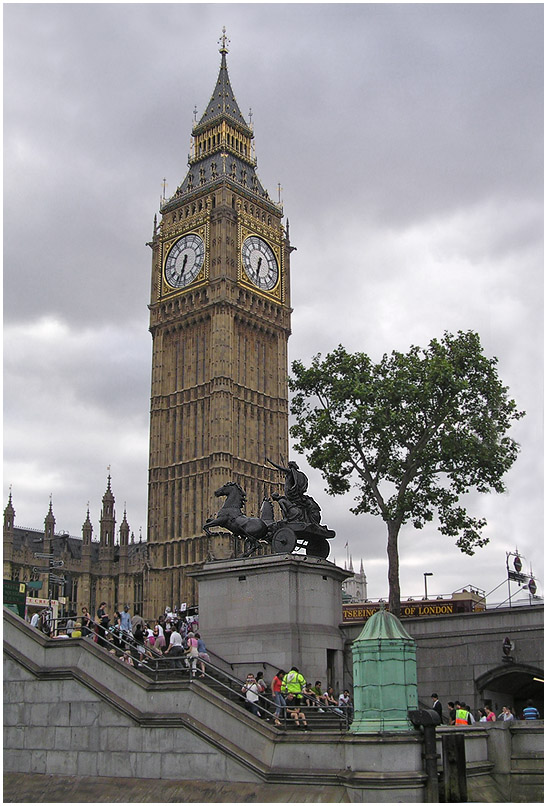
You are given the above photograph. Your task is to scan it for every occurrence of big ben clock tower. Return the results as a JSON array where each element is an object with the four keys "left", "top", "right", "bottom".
[{"left": 146, "top": 31, "right": 292, "bottom": 614}]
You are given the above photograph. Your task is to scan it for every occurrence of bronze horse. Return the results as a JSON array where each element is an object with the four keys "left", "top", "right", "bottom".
[{"left": 203, "top": 482, "right": 274, "bottom": 557}]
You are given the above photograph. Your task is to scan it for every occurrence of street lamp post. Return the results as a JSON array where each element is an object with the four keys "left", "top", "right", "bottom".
[{"left": 424, "top": 572, "right": 433, "bottom": 600}]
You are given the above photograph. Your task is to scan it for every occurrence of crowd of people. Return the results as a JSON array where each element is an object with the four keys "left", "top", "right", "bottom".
[
  {"left": 430, "top": 693, "right": 541, "bottom": 723},
  {"left": 29, "top": 603, "right": 210, "bottom": 675},
  {"left": 29, "top": 604, "right": 354, "bottom": 729},
  {"left": 242, "top": 666, "right": 353, "bottom": 729}
]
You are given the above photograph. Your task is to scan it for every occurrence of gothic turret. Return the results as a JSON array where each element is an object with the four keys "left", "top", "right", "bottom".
[
  {"left": 4, "top": 489, "right": 15, "bottom": 534},
  {"left": 119, "top": 507, "right": 130, "bottom": 547},
  {"left": 82, "top": 506, "right": 93, "bottom": 545},
  {"left": 3, "top": 490, "right": 15, "bottom": 571},
  {"left": 99, "top": 475, "right": 116, "bottom": 548},
  {"left": 44, "top": 498, "right": 55, "bottom": 552},
  {"left": 343, "top": 556, "right": 368, "bottom": 602}
]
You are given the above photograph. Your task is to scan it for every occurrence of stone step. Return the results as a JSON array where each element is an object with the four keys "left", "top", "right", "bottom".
[
  {"left": 141, "top": 658, "right": 350, "bottom": 731},
  {"left": 197, "top": 673, "right": 347, "bottom": 729}
]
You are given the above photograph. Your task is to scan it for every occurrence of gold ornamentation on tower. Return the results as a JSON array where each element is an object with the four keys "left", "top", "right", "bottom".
[{"left": 145, "top": 32, "right": 292, "bottom": 614}]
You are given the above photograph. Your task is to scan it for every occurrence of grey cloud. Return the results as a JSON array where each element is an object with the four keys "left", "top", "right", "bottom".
[{"left": 3, "top": 3, "right": 543, "bottom": 601}]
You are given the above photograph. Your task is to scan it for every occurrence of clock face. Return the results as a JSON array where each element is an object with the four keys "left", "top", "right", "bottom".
[
  {"left": 165, "top": 233, "right": 205, "bottom": 289},
  {"left": 241, "top": 236, "right": 279, "bottom": 291}
]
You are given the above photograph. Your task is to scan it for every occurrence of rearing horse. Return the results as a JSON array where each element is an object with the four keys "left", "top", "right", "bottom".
[{"left": 203, "top": 482, "right": 273, "bottom": 556}]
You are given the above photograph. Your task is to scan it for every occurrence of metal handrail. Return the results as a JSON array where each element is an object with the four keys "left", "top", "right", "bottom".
[{"left": 32, "top": 616, "right": 351, "bottom": 729}]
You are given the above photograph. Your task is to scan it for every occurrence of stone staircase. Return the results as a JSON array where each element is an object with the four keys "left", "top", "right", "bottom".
[
  {"left": 41, "top": 618, "right": 351, "bottom": 733},
  {"left": 6, "top": 608, "right": 523, "bottom": 803},
  {"left": 195, "top": 668, "right": 348, "bottom": 731},
  {"left": 139, "top": 651, "right": 349, "bottom": 732}
]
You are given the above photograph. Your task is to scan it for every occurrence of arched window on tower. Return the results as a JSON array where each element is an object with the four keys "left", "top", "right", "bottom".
[{"left": 134, "top": 575, "right": 143, "bottom": 615}]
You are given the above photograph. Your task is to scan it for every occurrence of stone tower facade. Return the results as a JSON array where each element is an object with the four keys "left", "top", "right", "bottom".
[{"left": 146, "top": 33, "right": 292, "bottom": 612}]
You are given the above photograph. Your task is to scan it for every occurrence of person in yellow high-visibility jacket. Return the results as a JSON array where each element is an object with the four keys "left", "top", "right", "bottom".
[
  {"left": 454, "top": 701, "right": 468, "bottom": 725},
  {"left": 281, "top": 666, "right": 306, "bottom": 704}
]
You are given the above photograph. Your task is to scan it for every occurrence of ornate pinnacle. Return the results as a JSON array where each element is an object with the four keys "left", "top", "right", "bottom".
[{"left": 218, "top": 26, "right": 230, "bottom": 54}]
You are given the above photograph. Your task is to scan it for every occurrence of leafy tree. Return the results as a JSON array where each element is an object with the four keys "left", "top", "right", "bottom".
[{"left": 289, "top": 331, "right": 524, "bottom": 617}]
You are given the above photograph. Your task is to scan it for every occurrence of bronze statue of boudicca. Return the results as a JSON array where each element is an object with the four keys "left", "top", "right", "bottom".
[
  {"left": 203, "top": 458, "right": 335, "bottom": 559},
  {"left": 267, "top": 458, "right": 322, "bottom": 526}
]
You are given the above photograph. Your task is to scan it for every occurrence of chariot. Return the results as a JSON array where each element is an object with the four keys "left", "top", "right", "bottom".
[
  {"left": 203, "top": 481, "right": 335, "bottom": 560},
  {"left": 269, "top": 520, "right": 334, "bottom": 559}
]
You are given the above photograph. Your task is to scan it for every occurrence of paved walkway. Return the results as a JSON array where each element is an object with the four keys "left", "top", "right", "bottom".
[{"left": 3, "top": 773, "right": 348, "bottom": 803}]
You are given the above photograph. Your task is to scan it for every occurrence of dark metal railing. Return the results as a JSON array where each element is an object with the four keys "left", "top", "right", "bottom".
[{"left": 31, "top": 616, "right": 351, "bottom": 730}]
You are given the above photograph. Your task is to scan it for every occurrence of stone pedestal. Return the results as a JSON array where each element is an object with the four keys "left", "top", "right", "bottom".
[{"left": 189, "top": 553, "right": 351, "bottom": 691}]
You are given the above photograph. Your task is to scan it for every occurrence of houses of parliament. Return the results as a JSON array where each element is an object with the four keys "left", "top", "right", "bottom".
[{"left": 3, "top": 32, "right": 296, "bottom": 620}]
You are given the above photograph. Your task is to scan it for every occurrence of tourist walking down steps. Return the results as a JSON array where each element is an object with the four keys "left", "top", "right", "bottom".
[
  {"left": 185, "top": 632, "right": 199, "bottom": 676},
  {"left": 242, "top": 673, "right": 262, "bottom": 717},
  {"left": 271, "top": 670, "right": 286, "bottom": 726}
]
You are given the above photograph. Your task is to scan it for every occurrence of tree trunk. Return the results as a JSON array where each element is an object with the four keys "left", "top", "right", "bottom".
[{"left": 387, "top": 521, "right": 401, "bottom": 618}]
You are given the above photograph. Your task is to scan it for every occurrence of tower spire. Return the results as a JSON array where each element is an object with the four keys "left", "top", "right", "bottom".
[
  {"left": 196, "top": 33, "right": 248, "bottom": 130},
  {"left": 44, "top": 496, "right": 56, "bottom": 544},
  {"left": 4, "top": 487, "right": 15, "bottom": 532},
  {"left": 218, "top": 26, "right": 230, "bottom": 54},
  {"left": 82, "top": 504, "right": 93, "bottom": 545},
  {"left": 119, "top": 505, "right": 130, "bottom": 547},
  {"left": 160, "top": 28, "right": 279, "bottom": 211},
  {"left": 100, "top": 472, "right": 116, "bottom": 547}
]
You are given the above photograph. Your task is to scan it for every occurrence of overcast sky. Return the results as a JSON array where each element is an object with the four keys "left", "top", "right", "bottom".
[{"left": 4, "top": 3, "right": 543, "bottom": 605}]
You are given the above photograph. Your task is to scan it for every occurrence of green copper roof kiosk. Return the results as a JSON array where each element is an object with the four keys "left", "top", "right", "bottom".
[{"left": 351, "top": 605, "right": 418, "bottom": 732}]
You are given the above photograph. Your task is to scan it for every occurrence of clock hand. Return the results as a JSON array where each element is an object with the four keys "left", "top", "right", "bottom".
[{"left": 181, "top": 254, "right": 188, "bottom": 274}]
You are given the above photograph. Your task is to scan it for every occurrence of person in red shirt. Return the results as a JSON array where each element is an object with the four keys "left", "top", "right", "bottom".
[{"left": 271, "top": 670, "right": 286, "bottom": 726}]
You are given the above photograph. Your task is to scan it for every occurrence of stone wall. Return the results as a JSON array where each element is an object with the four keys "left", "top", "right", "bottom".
[
  {"left": 342, "top": 605, "right": 544, "bottom": 714},
  {"left": 3, "top": 652, "right": 251, "bottom": 782},
  {"left": 3, "top": 609, "right": 543, "bottom": 802}
]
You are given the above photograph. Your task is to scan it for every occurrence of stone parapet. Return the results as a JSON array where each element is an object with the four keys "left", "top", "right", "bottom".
[{"left": 4, "top": 608, "right": 542, "bottom": 802}]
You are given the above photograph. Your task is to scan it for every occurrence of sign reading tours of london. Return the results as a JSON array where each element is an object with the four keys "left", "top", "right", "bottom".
[{"left": 342, "top": 597, "right": 485, "bottom": 623}]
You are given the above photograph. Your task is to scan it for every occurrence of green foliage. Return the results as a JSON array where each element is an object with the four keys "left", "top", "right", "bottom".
[{"left": 290, "top": 331, "right": 524, "bottom": 557}]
